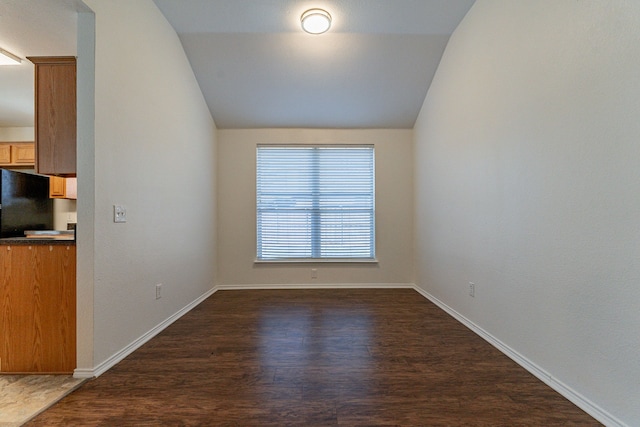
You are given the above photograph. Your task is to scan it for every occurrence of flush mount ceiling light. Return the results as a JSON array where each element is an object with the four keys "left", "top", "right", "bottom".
[
  {"left": 0, "top": 48, "right": 22, "bottom": 65},
  {"left": 301, "top": 8, "right": 332, "bottom": 34}
]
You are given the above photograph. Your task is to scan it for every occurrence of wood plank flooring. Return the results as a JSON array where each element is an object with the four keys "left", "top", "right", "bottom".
[{"left": 28, "top": 289, "right": 600, "bottom": 426}]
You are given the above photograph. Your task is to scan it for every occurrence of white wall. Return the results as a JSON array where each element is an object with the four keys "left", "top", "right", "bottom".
[
  {"left": 414, "top": 1, "right": 640, "bottom": 425},
  {"left": 79, "top": 0, "right": 217, "bottom": 372},
  {"left": 0, "top": 127, "right": 34, "bottom": 141},
  {"left": 53, "top": 198, "right": 77, "bottom": 230},
  {"left": 217, "top": 128, "right": 413, "bottom": 286},
  {"left": 76, "top": 7, "right": 95, "bottom": 374}
]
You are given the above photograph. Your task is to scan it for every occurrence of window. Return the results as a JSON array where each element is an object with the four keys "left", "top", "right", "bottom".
[{"left": 257, "top": 145, "right": 375, "bottom": 261}]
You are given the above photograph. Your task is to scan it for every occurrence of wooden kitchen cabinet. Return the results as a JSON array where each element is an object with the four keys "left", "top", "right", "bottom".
[
  {"left": 0, "top": 142, "right": 36, "bottom": 167},
  {"left": 28, "top": 56, "right": 76, "bottom": 177},
  {"left": 0, "top": 244, "right": 76, "bottom": 373},
  {"left": 50, "top": 176, "right": 77, "bottom": 199}
]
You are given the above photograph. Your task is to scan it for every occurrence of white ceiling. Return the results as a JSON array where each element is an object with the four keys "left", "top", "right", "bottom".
[
  {"left": 154, "top": 0, "right": 476, "bottom": 129},
  {"left": 0, "top": 0, "right": 475, "bottom": 129}
]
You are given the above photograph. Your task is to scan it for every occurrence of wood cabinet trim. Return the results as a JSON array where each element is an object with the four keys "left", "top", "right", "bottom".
[{"left": 26, "top": 56, "right": 77, "bottom": 65}]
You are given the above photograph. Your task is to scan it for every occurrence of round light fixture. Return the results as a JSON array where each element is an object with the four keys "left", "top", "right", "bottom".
[{"left": 301, "top": 9, "right": 332, "bottom": 34}]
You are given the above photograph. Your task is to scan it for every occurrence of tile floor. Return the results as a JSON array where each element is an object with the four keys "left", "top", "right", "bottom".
[{"left": 0, "top": 375, "right": 84, "bottom": 426}]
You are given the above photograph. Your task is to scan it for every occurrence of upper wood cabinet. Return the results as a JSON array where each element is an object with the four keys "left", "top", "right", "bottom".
[
  {"left": 0, "top": 142, "right": 36, "bottom": 167},
  {"left": 50, "top": 176, "right": 77, "bottom": 200},
  {"left": 28, "top": 56, "right": 76, "bottom": 177}
]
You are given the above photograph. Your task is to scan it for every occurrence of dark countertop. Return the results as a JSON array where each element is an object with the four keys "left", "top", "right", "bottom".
[{"left": 0, "top": 237, "right": 75, "bottom": 245}]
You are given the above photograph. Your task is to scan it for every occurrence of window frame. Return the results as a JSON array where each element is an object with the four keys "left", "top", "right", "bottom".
[{"left": 255, "top": 144, "right": 376, "bottom": 263}]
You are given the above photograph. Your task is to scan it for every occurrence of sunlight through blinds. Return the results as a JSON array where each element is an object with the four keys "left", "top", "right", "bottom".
[{"left": 257, "top": 145, "right": 375, "bottom": 260}]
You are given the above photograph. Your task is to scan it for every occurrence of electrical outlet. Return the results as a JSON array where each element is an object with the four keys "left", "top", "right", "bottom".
[
  {"left": 469, "top": 282, "right": 475, "bottom": 297},
  {"left": 156, "top": 283, "right": 162, "bottom": 300},
  {"left": 114, "top": 205, "right": 127, "bottom": 223},
  {"left": 311, "top": 268, "right": 318, "bottom": 279}
]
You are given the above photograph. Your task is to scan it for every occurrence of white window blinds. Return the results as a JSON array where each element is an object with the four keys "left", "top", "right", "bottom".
[{"left": 257, "top": 145, "right": 375, "bottom": 260}]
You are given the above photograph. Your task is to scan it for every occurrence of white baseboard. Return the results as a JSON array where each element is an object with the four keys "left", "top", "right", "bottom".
[
  {"left": 412, "top": 286, "right": 626, "bottom": 427},
  {"left": 216, "top": 283, "right": 414, "bottom": 291},
  {"left": 73, "top": 286, "right": 219, "bottom": 379},
  {"left": 72, "top": 368, "right": 95, "bottom": 379}
]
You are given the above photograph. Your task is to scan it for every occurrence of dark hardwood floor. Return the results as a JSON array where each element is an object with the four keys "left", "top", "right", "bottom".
[{"left": 29, "top": 289, "right": 600, "bottom": 426}]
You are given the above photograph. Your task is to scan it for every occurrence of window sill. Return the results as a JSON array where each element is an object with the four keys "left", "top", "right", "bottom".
[{"left": 254, "top": 258, "right": 378, "bottom": 264}]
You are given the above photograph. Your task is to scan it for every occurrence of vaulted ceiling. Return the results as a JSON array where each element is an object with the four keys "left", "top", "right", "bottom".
[
  {"left": 0, "top": 0, "right": 475, "bottom": 129},
  {"left": 153, "top": 0, "right": 476, "bottom": 129}
]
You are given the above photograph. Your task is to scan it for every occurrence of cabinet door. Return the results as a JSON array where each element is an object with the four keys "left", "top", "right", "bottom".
[
  {"left": 12, "top": 144, "right": 35, "bottom": 164},
  {"left": 50, "top": 176, "right": 66, "bottom": 197},
  {"left": 49, "top": 177, "right": 78, "bottom": 200},
  {"left": 0, "top": 245, "right": 76, "bottom": 373},
  {"left": 0, "top": 145, "right": 10, "bottom": 164},
  {"left": 29, "top": 56, "right": 77, "bottom": 176},
  {"left": 0, "top": 246, "right": 37, "bottom": 372},
  {"left": 34, "top": 245, "right": 76, "bottom": 373}
]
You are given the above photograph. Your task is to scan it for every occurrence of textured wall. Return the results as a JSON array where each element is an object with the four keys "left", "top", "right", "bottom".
[{"left": 414, "top": 1, "right": 640, "bottom": 425}]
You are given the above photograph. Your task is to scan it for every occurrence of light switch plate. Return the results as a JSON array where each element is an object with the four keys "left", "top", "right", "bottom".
[{"left": 114, "top": 205, "right": 127, "bottom": 223}]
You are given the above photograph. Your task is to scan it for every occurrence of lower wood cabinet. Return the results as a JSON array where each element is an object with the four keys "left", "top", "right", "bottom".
[{"left": 0, "top": 244, "right": 76, "bottom": 373}]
